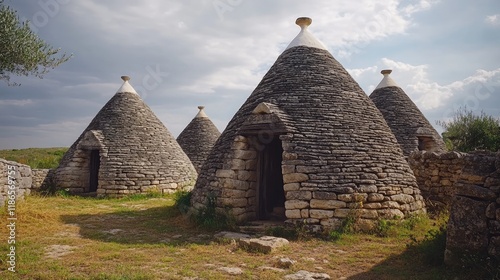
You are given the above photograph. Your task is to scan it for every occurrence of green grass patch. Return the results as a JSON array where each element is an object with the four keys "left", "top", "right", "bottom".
[{"left": 0, "top": 147, "right": 68, "bottom": 168}]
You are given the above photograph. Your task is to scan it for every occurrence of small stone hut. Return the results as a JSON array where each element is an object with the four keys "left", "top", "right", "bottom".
[
  {"left": 191, "top": 17, "right": 425, "bottom": 229},
  {"left": 54, "top": 76, "right": 197, "bottom": 196},
  {"left": 177, "top": 106, "right": 221, "bottom": 172},
  {"left": 369, "top": 70, "right": 446, "bottom": 156}
]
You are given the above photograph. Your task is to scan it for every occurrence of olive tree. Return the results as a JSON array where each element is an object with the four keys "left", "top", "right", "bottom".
[
  {"left": 437, "top": 107, "right": 500, "bottom": 152},
  {"left": 0, "top": 1, "right": 70, "bottom": 85}
]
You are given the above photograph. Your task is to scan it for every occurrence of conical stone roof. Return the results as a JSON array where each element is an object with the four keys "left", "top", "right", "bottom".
[
  {"left": 55, "top": 76, "right": 197, "bottom": 196},
  {"left": 177, "top": 106, "right": 221, "bottom": 172},
  {"left": 192, "top": 18, "right": 425, "bottom": 227},
  {"left": 370, "top": 70, "right": 446, "bottom": 156}
]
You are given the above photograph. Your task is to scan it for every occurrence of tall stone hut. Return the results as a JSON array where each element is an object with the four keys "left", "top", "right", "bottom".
[
  {"left": 191, "top": 17, "right": 425, "bottom": 230},
  {"left": 177, "top": 106, "right": 221, "bottom": 172},
  {"left": 369, "top": 70, "right": 446, "bottom": 156},
  {"left": 54, "top": 76, "right": 197, "bottom": 196}
]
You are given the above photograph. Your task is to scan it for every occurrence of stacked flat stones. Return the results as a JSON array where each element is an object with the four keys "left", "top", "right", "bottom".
[
  {"left": 192, "top": 17, "right": 425, "bottom": 229},
  {"left": 177, "top": 106, "right": 221, "bottom": 173},
  {"left": 55, "top": 76, "right": 197, "bottom": 196},
  {"left": 369, "top": 70, "right": 446, "bottom": 156}
]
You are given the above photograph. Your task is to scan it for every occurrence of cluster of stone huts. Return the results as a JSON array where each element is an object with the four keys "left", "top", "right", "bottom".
[{"left": 1, "top": 17, "right": 498, "bottom": 262}]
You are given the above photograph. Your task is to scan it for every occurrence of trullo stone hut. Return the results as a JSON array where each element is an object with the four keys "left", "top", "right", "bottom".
[
  {"left": 369, "top": 70, "right": 446, "bottom": 156},
  {"left": 191, "top": 17, "right": 425, "bottom": 230},
  {"left": 54, "top": 76, "right": 197, "bottom": 196},
  {"left": 177, "top": 106, "right": 221, "bottom": 172}
]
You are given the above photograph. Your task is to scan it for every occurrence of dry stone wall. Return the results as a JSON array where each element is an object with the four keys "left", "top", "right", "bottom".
[
  {"left": 31, "top": 168, "right": 55, "bottom": 191},
  {"left": 1, "top": 159, "right": 56, "bottom": 206},
  {"left": 409, "top": 151, "right": 465, "bottom": 206},
  {"left": 409, "top": 151, "right": 496, "bottom": 207},
  {"left": 0, "top": 159, "right": 32, "bottom": 206},
  {"left": 444, "top": 152, "right": 500, "bottom": 262},
  {"left": 409, "top": 151, "right": 500, "bottom": 261}
]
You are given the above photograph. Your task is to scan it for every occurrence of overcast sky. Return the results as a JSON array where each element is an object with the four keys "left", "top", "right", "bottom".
[{"left": 1, "top": 0, "right": 499, "bottom": 149}]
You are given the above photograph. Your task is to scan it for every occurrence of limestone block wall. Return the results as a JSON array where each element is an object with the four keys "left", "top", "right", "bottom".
[
  {"left": 409, "top": 151, "right": 497, "bottom": 206},
  {"left": 31, "top": 168, "right": 55, "bottom": 191},
  {"left": 0, "top": 159, "right": 32, "bottom": 207},
  {"left": 409, "top": 151, "right": 465, "bottom": 206},
  {"left": 444, "top": 152, "right": 500, "bottom": 262}
]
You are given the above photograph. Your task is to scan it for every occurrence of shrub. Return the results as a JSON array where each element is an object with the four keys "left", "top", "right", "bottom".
[
  {"left": 173, "top": 190, "right": 191, "bottom": 214},
  {"left": 194, "top": 193, "right": 236, "bottom": 231}
]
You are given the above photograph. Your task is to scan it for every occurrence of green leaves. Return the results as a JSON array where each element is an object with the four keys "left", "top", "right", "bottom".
[
  {"left": 438, "top": 107, "right": 500, "bottom": 152},
  {"left": 0, "top": 2, "right": 71, "bottom": 85}
]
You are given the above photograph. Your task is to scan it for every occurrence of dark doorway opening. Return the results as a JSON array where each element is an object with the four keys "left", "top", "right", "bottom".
[
  {"left": 89, "top": 150, "right": 100, "bottom": 192},
  {"left": 257, "top": 137, "right": 285, "bottom": 221}
]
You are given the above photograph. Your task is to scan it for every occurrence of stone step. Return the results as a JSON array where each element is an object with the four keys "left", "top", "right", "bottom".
[{"left": 239, "top": 220, "right": 286, "bottom": 234}]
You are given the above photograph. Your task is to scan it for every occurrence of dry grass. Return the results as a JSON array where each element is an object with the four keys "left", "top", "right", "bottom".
[{"left": 0, "top": 194, "right": 480, "bottom": 280}]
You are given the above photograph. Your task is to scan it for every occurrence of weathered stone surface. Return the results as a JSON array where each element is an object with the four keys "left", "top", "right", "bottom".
[
  {"left": 217, "top": 266, "right": 243, "bottom": 275},
  {"left": 191, "top": 25, "right": 424, "bottom": 228},
  {"left": 283, "top": 173, "right": 309, "bottom": 184},
  {"left": 54, "top": 84, "right": 197, "bottom": 196},
  {"left": 367, "top": 193, "right": 385, "bottom": 202},
  {"left": 0, "top": 159, "right": 32, "bottom": 206},
  {"left": 446, "top": 196, "right": 490, "bottom": 257},
  {"left": 284, "top": 270, "right": 331, "bottom": 280},
  {"left": 213, "top": 231, "right": 251, "bottom": 243},
  {"left": 286, "top": 191, "right": 312, "bottom": 200},
  {"left": 309, "top": 210, "right": 334, "bottom": 219},
  {"left": 285, "top": 200, "right": 309, "bottom": 210},
  {"left": 177, "top": 107, "right": 220, "bottom": 172},
  {"left": 391, "top": 194, "right": 415, "bottom": 204},
  {"left": 370, "top": 79, "right": 446, "bottom": 156},
  {"left": 277, "top": 257, "right": 297, "bottom": 268},
  {"left": 486, "top": 203, "right": 497, "bottom": 219},
  {"left": 378, "top": 209, "right": 404, "bottom": 219},
  {"left": 312, "top": 191, "right": 337, "bottom": 200},
  {"left": 455, "top": 183, "right": 497, "bottom": 200},
  {"left": 238, "top": 236, "right": 289, "bottom": 253},
  {"left": 310, "top": 199, "right": 346, "bottom": 209}
]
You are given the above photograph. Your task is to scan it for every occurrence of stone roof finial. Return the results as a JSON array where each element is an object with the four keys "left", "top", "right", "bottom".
[
  {"left": 375, "top": 69, "right": 399, "bottom": 90},
  {"left": 286, "top": 17, "right": 326, "bottom": 50},
  {"left": 195, "top": 105, "right": 208, "bottom": 118},
  {"left": 116, "top": 75, "right": 138, "bottom": 94},
  {"left": 296, "top": 17, "right": 312, "bottom": 29}
]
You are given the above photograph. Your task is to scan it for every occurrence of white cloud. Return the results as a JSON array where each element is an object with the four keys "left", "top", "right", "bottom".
[
  {"left": 347, "top": 66, "right": 378, "bottom": 79},
  {"left": 485, "top": 14, "right": 500, "bottom": 25},
  {"left": 402, "top": 0, "right": 438, "bottom": 15}
]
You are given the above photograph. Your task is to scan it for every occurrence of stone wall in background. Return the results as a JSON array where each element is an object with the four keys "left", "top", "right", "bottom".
[
  {"left": 409, "top": 151, "right": 500, "bottom": 261},
  {"left": 444, "top": 152, "right": 500, "bottom": 263},
  {"left": 409, "top": 151, "right": 464, "bottom": 207},
  {"left": 31, "top": 168, "right": 55, "bottom": 191},
  {"left": 0, "top": 158, "right": 32, "bottom": 207},
  {"left": 0, "top": 158, "right": 55, "bottom": 206}
]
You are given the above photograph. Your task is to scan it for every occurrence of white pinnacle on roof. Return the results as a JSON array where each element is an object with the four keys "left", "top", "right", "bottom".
[
  {"left": 285, "top": 17, "right": 327, "bottom": 51},
  {"left": 116, "top": 75, "right": 138, "bottom": 94},
  {"left": 375, "top": 69, "right": 400, "bottom": 90},
  {"left": 195, "top": 105, "right": 209, "bottom": 118}
]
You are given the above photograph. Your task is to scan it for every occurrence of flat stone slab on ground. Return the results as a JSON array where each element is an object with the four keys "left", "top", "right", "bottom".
[
  {"left": 238, "top": 235, "right": 289, "bottom": 253},
  {"left": 214, "top": 231, "right": 251, "bottom": 242},
  {"left": 284, "top": 270, "right": 331, "bottom": 280},
  {"left": 217, "top": 266, "right": 243, "bottom": 275}
]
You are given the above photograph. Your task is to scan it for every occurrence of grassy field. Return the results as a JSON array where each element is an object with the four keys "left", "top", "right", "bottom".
[
  {"left": 0, "top": 148, "right": 68, "bottom": 169},
  {"left": 0, "top": 193, "right": 495, "bottom": 280}
]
